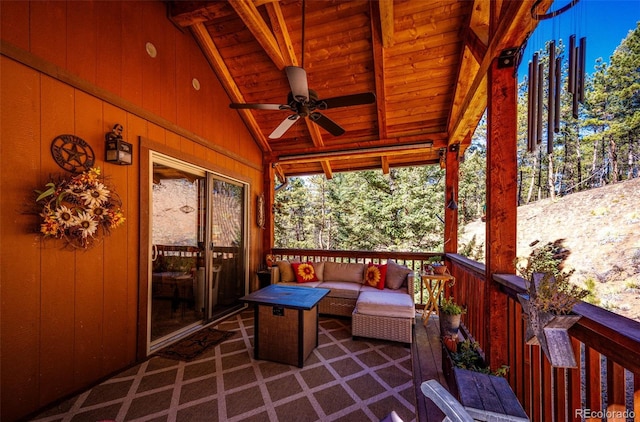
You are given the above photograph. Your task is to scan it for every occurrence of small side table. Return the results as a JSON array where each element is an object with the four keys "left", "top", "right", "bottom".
[
  {"left": 421, "top": 273, "right": 455, "bottom": 326},
  {"left": 256, "top": 269, "right": 272, "bottom": 289}
]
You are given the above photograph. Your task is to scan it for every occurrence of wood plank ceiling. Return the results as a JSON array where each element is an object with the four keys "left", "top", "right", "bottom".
[{"left": 168, "top": 0, "right": 548, "bottom": 179}]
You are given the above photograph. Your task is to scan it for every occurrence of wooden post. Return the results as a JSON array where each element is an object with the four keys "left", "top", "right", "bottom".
[
  {"left": 444, "top": 144, "right": 460, "bottom": 254},
  {"left": 485, "top": 58, "right": 518, "bottom": 370},
  {"left": 262, "top": 158, "right": 276, "bottom": 264}
]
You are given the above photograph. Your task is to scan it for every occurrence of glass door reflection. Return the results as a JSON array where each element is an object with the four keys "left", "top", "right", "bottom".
[{"left": 151, "top": 163, "right": 206, "bottom": 344}]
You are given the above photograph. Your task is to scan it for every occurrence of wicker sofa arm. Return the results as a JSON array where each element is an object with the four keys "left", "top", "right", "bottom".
[{"left": 406, "top": 272, "right": 415, "bottom": 297}]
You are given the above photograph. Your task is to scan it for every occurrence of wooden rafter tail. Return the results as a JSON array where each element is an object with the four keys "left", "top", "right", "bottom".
[
  {"left": 536, "top": 60, "right": 544, "bottom": 145},
  {"left": 568, "top": 34, "right": 576, "bottom": 94},
  {"left": 578, "top": 37, "right": 586, "bottom": 104},
  {"left": 554, "top": 56, "right": 561, "bottom": 133},
  {"left": 547, "top": 40, "right": 555, "bottom": 155},
  {"left": 531, "top": 53, "right": 540, "bottom": 149}
]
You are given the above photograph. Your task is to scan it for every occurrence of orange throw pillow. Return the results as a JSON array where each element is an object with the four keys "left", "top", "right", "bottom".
[
  {"left": 292, "top": 262, "right": 319, "bottom": 283},
  {"left": 365, "top": 263, "right": 387, "bottom": 289}
]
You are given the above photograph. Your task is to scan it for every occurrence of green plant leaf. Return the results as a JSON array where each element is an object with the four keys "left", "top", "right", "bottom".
[{"left": 35, "top": 183, "right": 56, "bottom": 202}]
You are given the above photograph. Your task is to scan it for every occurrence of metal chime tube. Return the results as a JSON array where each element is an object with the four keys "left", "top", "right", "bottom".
[
  {"left": 537, "top": 61, "right": 544, "bottom": 145},
  {"left": 528, "top": 61, "right": 534, "bottom": 152},
  {"left": 572, "top": 40, "right": 580, "bottom": 118},
  {"left": 532, "top": 53, "right": 540, "bottom": 147},
  {"left": 568, "top": 35, "right": 576, "bottom": 94},
  {"left": 554, "top": 56, "right": 561, "bottom": 133},
  {"left": 547, "top": 41, "right": 556, "bottom": 154},
  {"left": 578, "top": 37, "right": 586, "bottom": 104}
]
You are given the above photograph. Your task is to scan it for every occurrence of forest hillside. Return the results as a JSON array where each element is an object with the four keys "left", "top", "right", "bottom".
[{"left": 461, "top": 177, "right": 640, "bottom": 321}]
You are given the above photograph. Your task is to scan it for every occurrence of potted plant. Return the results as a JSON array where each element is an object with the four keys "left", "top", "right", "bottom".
[
  {"left": 516, "top": 241, "right": 589, "bottom": 368},
  {"left": 439, "top": 296, "right": 466, "bottom": 336}
]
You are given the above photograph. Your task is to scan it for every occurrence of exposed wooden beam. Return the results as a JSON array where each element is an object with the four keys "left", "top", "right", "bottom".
[
  {"left": 448, "top": 0, "right": 552, "bottom": 145},
  {"left": 463, "top": 27, "right": 488, "bottom": 65},
  {"left": 321, "top": 160, "right": 333, "bottom": 179},
  {"left": 370, "top": 1, "right": 388, "bottom": 140},
  {"left": 379, "top": 0, "right": 394, "bottom": 48},
  {"left": 276, "top": 145, "right": 436, "bottom": 166},
  {"left": 265, "top": 1, "right": 298, "bottom": 66},
  {"left": 168, "top": 2, "right": 230, "bottom": 27},
  {"left": 228, "top": 0, "right": 286, "bottom": 70},
  {"left": 191, "top": 23, "right": 271, "bottom": 152}
]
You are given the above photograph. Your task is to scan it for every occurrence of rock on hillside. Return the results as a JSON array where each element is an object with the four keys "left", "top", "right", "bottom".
[{"left": 460, "top": 177, "right": 640, "bottom": 321}]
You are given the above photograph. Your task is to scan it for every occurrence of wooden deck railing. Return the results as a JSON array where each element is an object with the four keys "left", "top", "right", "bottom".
[
  {"left": 447, "top": 253, "right": 640, "bottom": 422},
  {"left": 271, "top": 248, "right": 640, "bottom": 421}
]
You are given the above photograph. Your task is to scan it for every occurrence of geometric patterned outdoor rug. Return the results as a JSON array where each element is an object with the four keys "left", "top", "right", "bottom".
[{"left": 30, "top": 309, "right": 416, "bottom": 422}]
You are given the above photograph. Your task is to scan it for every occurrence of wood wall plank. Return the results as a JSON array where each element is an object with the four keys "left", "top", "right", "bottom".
[
  {"left": 0, "top": 57, "right": 42, "bottom": 421},
  {"left": 30, "top": 1, "right": 67, "bottom": 68},
  {"left": 120, "top": 1, "right": 144, "bottom": 107},
  {"left": 38, "top": 75, "right": 77, "bottom": 406},
  {"left": 0, "top": 1, "right": 30, "bottom": 49},
  {"left": 102, "top": 103, "right": 132, "bottom": 374},
  {"left": 96, "top": 1, "right": 123, "bottom": 97},
  {"left": 73, "top": 91, "right": 106, "bottom": 387},
  {"left": 67, "top": 1, "right": 97, "bottom": 84}
]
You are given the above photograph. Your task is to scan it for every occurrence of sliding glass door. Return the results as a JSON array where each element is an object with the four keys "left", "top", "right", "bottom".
[{"left": 149, "top": 155, "right": 248, "bottom": 350}]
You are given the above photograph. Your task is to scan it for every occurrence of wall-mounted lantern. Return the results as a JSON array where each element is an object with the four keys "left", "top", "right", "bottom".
[{"left": 105, "top": 123, "right": 132, "bottom": 165}]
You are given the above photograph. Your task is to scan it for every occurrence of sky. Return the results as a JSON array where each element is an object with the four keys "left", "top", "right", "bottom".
[{"left": 519, "top": 0, "right": 639, "bottom": 75}]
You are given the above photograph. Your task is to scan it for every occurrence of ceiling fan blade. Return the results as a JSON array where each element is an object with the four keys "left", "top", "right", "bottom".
[
  {"left": 309, "top": 112, "right": 345, "bottom": 136},
  {"left": 269, "top": 114, "right": 300, "bottom": 139},
  {"left": 229, "top": 103, "right": 290, "bottom": 111},
  {"left": 285, "top": 66, "right": 309, "bottom": 103},
  {"left": 318, "top": 92, "right": 376, "bottom": 109}
]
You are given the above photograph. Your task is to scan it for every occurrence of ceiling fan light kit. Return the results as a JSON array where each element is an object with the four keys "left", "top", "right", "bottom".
[{"left": 229, "top": 66, "right": 376, "bottom": 139}]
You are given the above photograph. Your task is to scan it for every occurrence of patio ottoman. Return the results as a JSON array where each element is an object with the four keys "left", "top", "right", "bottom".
[{"left": 352, "top": 291, "right": 415, "bottom": 344}]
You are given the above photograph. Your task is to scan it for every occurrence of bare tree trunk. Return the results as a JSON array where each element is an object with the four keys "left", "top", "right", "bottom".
[
  {"left": 548, "top": 153, "right": 556, "bottom": 200},
  {"left": 526, "top": 152, "right": 537, "bottom": 203},
  {"left": 576, "top": 132, "right": 582, "bottom": 190},
  {"left": 609, "top": 135, "right": 618, "bottom": 183},
  {"left": 627, "top": 134, "right": 633, "bottom": 180}
]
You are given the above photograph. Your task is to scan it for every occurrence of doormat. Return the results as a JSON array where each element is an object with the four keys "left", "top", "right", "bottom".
[{"left": 153, "top": 327, "right": 235, "bottom": 362}]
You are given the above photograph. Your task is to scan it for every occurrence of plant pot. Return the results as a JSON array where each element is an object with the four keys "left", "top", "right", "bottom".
[{"left": 439, "top": 312, "right": 462, "bottom": 336}]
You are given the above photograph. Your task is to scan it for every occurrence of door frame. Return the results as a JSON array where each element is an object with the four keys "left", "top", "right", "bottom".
[{"left": 138, "top": 139, "right": 251, "bottom": 359}]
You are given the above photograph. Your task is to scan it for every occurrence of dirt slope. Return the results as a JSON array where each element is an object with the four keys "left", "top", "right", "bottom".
[{"left": 460, "top": 177, "right": 640, "bottom": 321}]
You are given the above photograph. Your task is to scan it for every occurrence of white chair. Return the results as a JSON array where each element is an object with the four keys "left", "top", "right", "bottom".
[{"left": 420, "top": 380, "right": 475, "bottom": 422}]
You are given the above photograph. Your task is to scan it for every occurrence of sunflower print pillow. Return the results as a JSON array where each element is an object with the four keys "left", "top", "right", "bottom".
[
  {"left": 365, "top": 263, "right": 387, "bottom": 289},
  {"left": 292, "top": 262, "right": 319, "bottom": 283}
]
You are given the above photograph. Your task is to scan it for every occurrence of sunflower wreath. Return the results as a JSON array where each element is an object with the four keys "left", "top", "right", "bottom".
[{"left": 35, "top": 167, "right": 125, "bottom": 249}]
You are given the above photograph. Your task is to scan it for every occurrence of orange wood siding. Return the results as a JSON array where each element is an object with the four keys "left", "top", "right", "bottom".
[{"left": 1, "top": 1, "right": 264, "bottom": 420}]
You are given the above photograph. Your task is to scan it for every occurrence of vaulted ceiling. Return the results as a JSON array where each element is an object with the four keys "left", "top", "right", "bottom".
[{"left": 168, "top": 0, "right": 549, "bottom": 179}]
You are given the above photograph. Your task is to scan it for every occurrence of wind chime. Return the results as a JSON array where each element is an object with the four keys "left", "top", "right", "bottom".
[{"left": 526, "top": 0, "right": 586, "bottom": 154}]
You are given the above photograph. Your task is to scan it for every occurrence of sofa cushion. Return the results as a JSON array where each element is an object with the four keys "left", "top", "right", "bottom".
[
  {"left": 317, "top": 281, "right": 362, "bottom": 299},
  {"left": 386, "top": 259, "right": 412, "bottom": 290},
  {"left": 364, "top": 263, "right": 387, "bottom": 289},
  {"left": 360, "top": 285, "right": 407, "bottom": 295},
  {"left": 323, "top": 262, "right": 365, "bottom": 283},
  {"left": 314, "top": 261, "right": 325, "bottom": 281},
  {"left": 275, "top": 260, "right": 298, "bottom": 283},
  {"left": 292, "top": 262, "right": 319, "bottom": 283},
  {"left": 356, "top": 291, "right": 415, "bottom": 319}
]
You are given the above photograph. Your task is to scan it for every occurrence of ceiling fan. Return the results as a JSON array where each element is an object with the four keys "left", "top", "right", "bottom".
[{"left": 229, "top": 66, "right": 376, "bottom": 139}]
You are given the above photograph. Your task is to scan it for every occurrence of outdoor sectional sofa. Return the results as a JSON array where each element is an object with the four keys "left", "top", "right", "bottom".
[{"left": 270, "top": 260, "right": 416, "bottom": 344}]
